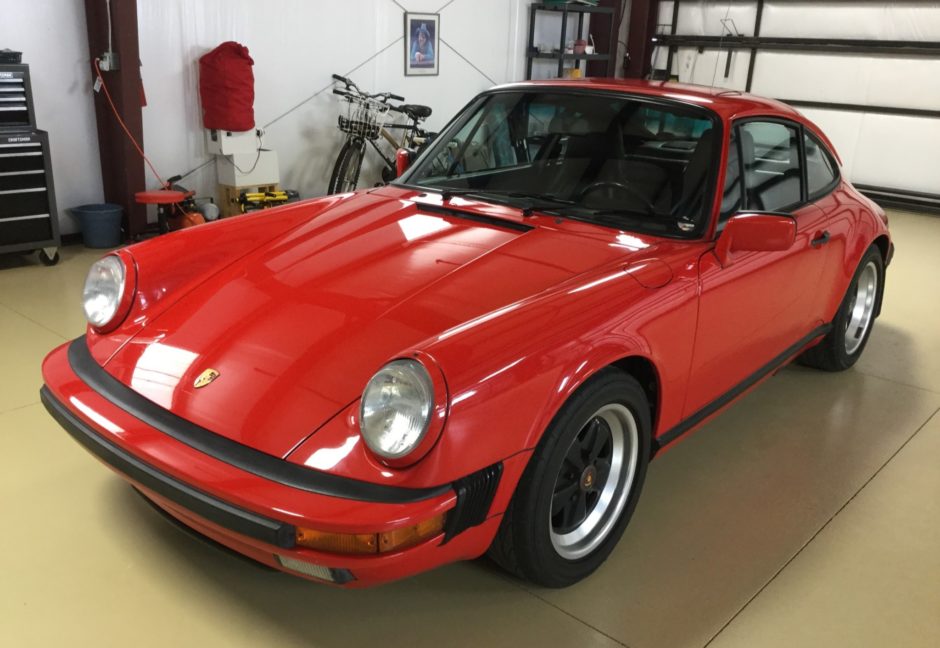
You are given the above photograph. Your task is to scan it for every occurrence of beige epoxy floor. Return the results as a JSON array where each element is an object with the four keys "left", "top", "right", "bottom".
[{"left": 1, "top": 209, "right": 938, "bottom": 647}]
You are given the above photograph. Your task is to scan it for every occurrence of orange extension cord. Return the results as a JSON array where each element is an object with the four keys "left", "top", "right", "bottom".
[
  {"left": 93, "top": 58, "right": 198, "bottom": 227},
  {"left": 93, "top": 57, "right": 167, "bottom": 189}
]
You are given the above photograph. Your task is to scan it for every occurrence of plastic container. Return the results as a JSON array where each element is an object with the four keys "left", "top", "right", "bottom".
[{"left": 71, "top": 203, "right": 123, "bottom": 248}]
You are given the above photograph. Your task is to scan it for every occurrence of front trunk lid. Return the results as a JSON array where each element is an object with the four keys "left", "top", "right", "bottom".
[{"left": 102, "top": 191, "right": 657, "bottom": 457}]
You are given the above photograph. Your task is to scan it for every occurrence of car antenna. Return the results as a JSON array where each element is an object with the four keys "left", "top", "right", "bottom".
[{"left": 710, "top": 2, "right": 738, "bottom": 89}]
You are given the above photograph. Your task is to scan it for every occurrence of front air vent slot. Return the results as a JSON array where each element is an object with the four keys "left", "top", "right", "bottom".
[{"left": 443, "top": 462, "right": 503, "bottom": 542}]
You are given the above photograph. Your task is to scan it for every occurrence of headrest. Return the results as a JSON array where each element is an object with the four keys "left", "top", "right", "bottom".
[
  {"left": 740, "top": 128, "right": 755, "bottom": 167},
  {"left": 547, "top": 113, "right": 593, "bottom": 136}
]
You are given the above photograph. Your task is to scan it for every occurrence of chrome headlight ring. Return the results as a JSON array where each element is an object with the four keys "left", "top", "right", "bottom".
[
  {"left": 359, "top": 354, "right": 448, "bottom": 467},
  {"left": 82, "top": 253, "right": 136, "bottom": 332}
]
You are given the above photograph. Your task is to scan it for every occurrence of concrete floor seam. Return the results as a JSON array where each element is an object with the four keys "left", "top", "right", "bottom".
[
  {"left": 0, "top": 399, "right": 41, "bottom": 416},
  {"left": 517, "top": 584, "right": 632, "bottom": 648},
  {"left": 852, "top": 367, "right": 940, "bottom": 396},
  {"left": 0, "top": 301, "right": 71, "bottom": 343},
  {"left": 701, "top": 404, "right": 940, "bottom": 648}
]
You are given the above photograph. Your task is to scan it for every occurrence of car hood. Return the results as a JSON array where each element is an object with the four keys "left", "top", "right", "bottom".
[{"left": 103, "top": 189, "right": 666, "bottom": 457}]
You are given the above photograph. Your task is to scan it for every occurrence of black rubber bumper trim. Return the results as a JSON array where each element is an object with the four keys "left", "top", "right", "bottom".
[
  {"left": 65, "top": 337, "right": 451, "bottom": 504},
  {"left": 41, "top": 386, "right": 297, "bottom": 549},
  {"left": 653, "top": 323, "right": 832, "bottom": 453},
  {"left": 132, "top": 487, "right": 279, "bottom": 570}
]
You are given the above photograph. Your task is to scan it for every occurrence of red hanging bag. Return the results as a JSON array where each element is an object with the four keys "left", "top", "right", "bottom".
[{"left": 199, "top": 41, "right": 255, "bottom": 131}]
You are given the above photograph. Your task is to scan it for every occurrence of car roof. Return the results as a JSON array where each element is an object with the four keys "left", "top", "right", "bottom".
[{"left": 493, "top": 78, "right": 803, "bottom": 122}]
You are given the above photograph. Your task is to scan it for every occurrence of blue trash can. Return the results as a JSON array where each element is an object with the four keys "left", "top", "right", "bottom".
[{"left": 71, "top": 204, "right": 123, "bottom": 248}]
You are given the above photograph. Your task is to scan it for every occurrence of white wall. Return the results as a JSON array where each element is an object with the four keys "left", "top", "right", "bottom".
[
  {"left": 652, "top": 1, "right": 940, "bottom": 195},
  {"left": 2, "top": 0, "right": 105, "bottom": 235},
  {"left": 137, "top": 0, "right": 532, "bottom": 200}
]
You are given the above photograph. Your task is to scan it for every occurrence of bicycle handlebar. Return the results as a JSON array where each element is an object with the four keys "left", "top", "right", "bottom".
[{"left": 332, "top": 73, "right": 408, "bottom": 105}]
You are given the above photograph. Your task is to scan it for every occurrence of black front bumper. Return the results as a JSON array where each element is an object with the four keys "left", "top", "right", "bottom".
[
  {"left": 41, "top": 386, "right": 297, "bottom": 549},
  {"left": 43, "top": 337, "right": 505, "bottom": 549}
]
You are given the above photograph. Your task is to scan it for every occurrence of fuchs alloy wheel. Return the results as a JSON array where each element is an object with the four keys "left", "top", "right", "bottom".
[
  {"left": 489, "top": 369, "right": 651, "bottom": 587},
  {"left": 549, "top": 403, "right": 639, "bottom": 560},
  {"left": 800, "top": 245, "right": 885, "bottom": 371},
  {"left": 843, "top": 260, "right": 878, "bottom": 355}
]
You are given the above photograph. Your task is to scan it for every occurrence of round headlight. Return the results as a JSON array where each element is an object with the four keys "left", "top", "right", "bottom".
[
  {"left": 360, "top": 359, "right": 434, "bottom": 460},
  {"left": 83, "top": 255, "right": 126, "bottom": 328}
]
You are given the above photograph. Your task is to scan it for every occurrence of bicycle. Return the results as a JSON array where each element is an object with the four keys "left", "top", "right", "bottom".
[{"left": 328, "top": 73, "right": 432, "bottom": 194}]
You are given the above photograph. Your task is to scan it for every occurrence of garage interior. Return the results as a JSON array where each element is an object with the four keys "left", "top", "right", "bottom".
[{"left": 2, "top": 1, "right": 938, "bottom": 646}]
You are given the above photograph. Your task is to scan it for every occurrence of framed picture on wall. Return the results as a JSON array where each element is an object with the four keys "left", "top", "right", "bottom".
[{"left": 404, "top": 13, "right": 439, "bottom": 76}]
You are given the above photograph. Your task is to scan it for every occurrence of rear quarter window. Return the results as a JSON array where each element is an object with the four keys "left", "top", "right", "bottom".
[{"left": 805, "top": 131, "right": 839, "bottom": 199}]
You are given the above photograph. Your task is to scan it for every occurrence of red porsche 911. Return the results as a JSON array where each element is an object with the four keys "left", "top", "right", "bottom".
[{"left": 41, "top": 80, "right": 892, "bottom": 588}]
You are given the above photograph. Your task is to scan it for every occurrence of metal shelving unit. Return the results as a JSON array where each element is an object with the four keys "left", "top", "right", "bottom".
[{"left": 525, "top": 2, "right": 617, "bottom": 79}]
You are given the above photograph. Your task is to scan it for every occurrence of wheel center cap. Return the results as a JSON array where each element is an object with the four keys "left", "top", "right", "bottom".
[{"left": 580, "top": 465, "right": 597, "bottom": 491}]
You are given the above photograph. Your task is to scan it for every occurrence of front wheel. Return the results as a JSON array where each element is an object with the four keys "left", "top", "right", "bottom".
[
  {"left": 488, "top": 369, "right": 651, "bottom": 587},
  {"left": 800, "top": 244, "right": 884, "bottom": 371},
  {"left": 328, "top": 139, "right": 366, "bottom": 194}
]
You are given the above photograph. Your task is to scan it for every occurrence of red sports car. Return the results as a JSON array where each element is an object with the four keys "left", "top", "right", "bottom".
[{"left": 42, "top": 80, "right": 892, "bottom": 588}]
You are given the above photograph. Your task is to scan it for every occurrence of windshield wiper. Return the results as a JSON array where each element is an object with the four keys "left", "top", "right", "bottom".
[
  {"left": 415, "top": 188, "right": 578, "bottom": 217},
  {"left": 586, "top": 208, "right": 696, "bottom": 233}
]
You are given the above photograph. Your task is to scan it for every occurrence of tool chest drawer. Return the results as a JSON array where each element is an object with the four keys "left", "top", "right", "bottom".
[
  {"left": 0, "top": 130, "right": 59, "bottom": 254},
  {"left": 0, "top": 214, "right": 52, "bottom": 245},
  {"left": 0, "top": 168, "right": 46, "bottom": 192},
  {"left": 0, "top": 148, "right": 44, "bottom": 174},
  {"left": 0, "top": 65, "right": 36, "bottom": 130}
]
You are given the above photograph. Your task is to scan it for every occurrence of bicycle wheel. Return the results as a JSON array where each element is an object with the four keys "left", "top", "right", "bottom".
[{"left": 328, "top": 138, "right": 366, "bottom": 194}]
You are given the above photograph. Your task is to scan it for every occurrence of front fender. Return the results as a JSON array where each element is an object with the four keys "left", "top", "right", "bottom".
[{"left": 287, "top": 258, "right": 699, "bottom": 491}]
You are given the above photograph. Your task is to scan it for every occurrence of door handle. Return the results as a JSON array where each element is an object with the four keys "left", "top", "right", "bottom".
[{"left": 811, "top": 230, "right": 831, "bottom": 247}]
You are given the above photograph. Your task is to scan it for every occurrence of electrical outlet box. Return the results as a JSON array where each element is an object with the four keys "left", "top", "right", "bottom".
[{"left": 99, "top": 51, "right": 120, "bottom": 71}]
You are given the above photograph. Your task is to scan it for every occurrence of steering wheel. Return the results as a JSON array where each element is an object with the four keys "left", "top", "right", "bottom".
[{"left": 575, "top": 181, "right": 656, "bottom": 215}]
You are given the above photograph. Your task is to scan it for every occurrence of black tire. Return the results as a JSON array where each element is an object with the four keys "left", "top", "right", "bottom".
[
  {"left": 328, "top": 139, "right": 365, "bottom": 194},
  {"left": 38, "top": 249, "right": 59, "bottom": 266},
  {"left": 488, "top": 368, "right": 651, "bottom": 588},
  {"left": 800, "top": 244, "right": 884, "bottom": 371}
]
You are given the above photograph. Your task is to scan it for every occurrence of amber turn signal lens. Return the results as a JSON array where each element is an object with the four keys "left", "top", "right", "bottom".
[
  {"left": 295, "top": 528, "right": 378, "bottom": 554},
  {"left": 294, "top": 513, "right": 446, "bottom": 556},
  {"left": 379, "top": 513, "right": 446, "bottom": 554}
]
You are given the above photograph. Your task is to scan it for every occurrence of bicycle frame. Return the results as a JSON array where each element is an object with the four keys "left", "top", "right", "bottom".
[{"left": 328, "top": 73, "right": 430, "bottom": 193}]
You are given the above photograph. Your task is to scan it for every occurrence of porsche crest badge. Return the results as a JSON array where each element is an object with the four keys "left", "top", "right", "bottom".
[{"left": 194, "top": 368, "right": 220, "bottom": 389}]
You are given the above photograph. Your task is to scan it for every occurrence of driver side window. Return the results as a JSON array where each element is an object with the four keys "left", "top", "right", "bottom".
[{"left": 739, "top": 121, "right": 803, "bottom": 212}]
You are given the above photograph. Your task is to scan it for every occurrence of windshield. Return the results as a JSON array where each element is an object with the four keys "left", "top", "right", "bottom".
[{"left": 400, "top": 90, "right": 720, "bottom": 237}]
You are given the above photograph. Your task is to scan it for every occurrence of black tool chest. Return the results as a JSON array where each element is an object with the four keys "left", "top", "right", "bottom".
[{"left": 0, "top": 63, "right": 60, "bottom": 265}]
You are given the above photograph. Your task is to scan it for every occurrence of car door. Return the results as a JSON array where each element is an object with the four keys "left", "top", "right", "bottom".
[{"left": 683, "top": 119, "right": 831, "bottom": 417}]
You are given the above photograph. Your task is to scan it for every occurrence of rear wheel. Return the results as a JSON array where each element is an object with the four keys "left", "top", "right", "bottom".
[
  {"left": 328, "top": 139, "right": 365, "bottom": 194},
  {"left": 489, "top": 369, "right": 651, "bottom": 587},
  {"left": 800, "top": 245, "right": 884, "bottom": 371}
]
